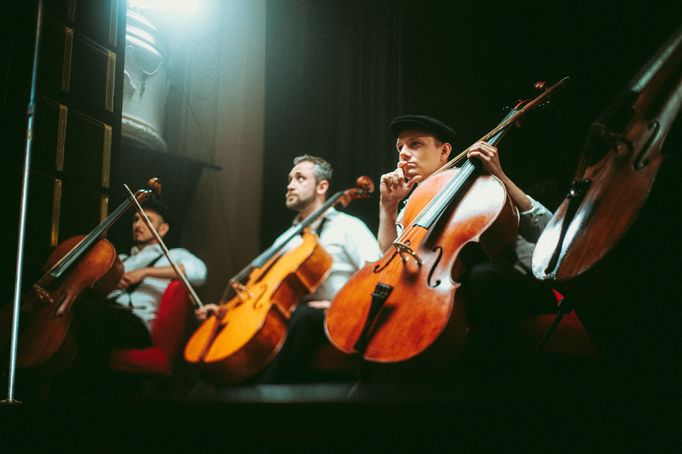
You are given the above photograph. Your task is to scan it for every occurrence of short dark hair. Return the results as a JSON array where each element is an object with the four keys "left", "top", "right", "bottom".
[
  {"left": 293, "top": 155, "right": 333, "bottom": 184},
  {"left": 140, "top": 199, "right": 173, "bottom": 226}
]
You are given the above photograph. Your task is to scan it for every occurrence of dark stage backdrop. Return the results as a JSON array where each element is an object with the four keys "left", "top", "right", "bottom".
[
  {"left": 262, "top": 0, "right": 680, "bottom": 244},
  {"left": 263, "top": 0, "right": 404, "bottom": 241}
]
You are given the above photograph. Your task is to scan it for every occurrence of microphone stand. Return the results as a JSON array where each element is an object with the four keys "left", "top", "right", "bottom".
[{"left": 2, "top": 0, "right": 44, "bottom": 405}]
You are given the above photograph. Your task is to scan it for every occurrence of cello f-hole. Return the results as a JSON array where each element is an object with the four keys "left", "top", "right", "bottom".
[
  {"left": 634, "top": 120, "right": 661, "bottom": 169},
  {"left": 427, "top": 246, "right": 444, "bottom": 288},
  {"left": 373, "top": 251, "right": 399, "bottom": 273}
]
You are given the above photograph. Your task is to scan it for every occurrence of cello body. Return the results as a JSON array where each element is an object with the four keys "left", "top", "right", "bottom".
[
  {"left": 184, "top": 176, "right": 374, "bottom": 384},
  {"left": 1, "top": 180, "right": 158, "bottom": 378},
  {"left": 1, "top": 235, "right": 123, "bottom": 376},
  {"left": 531, "top": 28, "right": 682, "bottom": 381},
  {"left": 325, "top": 169, "right": 518, "bottom": 364},
  {"left": 184, "top": 230, "right": 332, "bottom": 384},
  {"left": 533, "top": 28, "right": 682, "bottom": 282}
]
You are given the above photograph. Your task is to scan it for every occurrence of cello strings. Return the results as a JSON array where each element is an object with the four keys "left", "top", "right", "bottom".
[{"left": 395, "top": 160, "right": 474, "bottom": 247}]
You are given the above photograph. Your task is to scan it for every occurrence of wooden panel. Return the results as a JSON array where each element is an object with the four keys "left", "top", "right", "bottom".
[
  {"left": 44, "top": 0, "right": 76, "bottom": 24},
  {"left": 28, "top": 175, "right": 104, "bottom": 248},
  {"left": 63, "top": 111, "right": 112, "bottom": 189},
  {"left": 24, "top": 173, "right": 58, "bottom": 261},
  {"left": 31, "top": 98, "right": 112, "bottom": 190},
  {"left": 32, "top": 97, "right": 62, "bottom": 173},
  {"left": 58, "top": 179, "right": 105, "bottom": 240},
  {"left": 36, "top": 19, "right": 73, "bottom": 97},
  {"left": 70, "top": 36, "right": 117, "bottom": 115},
  {"left": 76, "top": 0, "right": 120, "bottom": 48},
  {"left": 50, "top": 178, "right": 63, "bottom": 246}
]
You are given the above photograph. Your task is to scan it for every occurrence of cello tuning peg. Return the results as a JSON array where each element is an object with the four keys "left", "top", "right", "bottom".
[{"left": 147, "top": 177, "right": 163, "bottom": 196}]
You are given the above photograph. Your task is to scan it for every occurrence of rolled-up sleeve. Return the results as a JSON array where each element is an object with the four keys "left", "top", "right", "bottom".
[
  {"left": 518, "top": 196, "right": 553, "bottom": 244},
  {"left": 168, "top": 248, "right": 208, "bottom": 286}
]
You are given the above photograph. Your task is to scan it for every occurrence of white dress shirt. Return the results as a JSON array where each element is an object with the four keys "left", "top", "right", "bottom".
[
  {"left": 274, "top": 207, "right": 382, "bottom": 302},
  {"left": 108, "top": 244, "right": 207, "bottom": 330}
]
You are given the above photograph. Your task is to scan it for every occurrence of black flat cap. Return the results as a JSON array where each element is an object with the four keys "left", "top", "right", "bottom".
[
  {"left": 141, "top": 199, "right": 173, "bottom": 226},
  {"left": 389, "top": 115, "right": 457, "bottom": 145}
]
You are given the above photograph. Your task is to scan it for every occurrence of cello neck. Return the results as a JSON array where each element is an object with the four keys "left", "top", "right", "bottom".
[
  {"left": 410, "top": 108, "right": 518, "bottom": 231},
  {"left": 44, "top": 188, "right": 155, "bottom": 282}
]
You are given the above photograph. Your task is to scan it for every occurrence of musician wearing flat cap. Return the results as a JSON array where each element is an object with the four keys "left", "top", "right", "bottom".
[{"left": 378, "top": 114, "right": 557, "bottom": 380}]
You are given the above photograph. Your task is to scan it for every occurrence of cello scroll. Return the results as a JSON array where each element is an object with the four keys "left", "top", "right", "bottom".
[{"left": 337, "top": 176, "right": 375, "bottom": 207}]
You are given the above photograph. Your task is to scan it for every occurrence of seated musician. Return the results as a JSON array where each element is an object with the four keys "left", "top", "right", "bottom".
[
  {"left": 197, "top": 155, "right": 381, "bottom": 383},
  {"left": 62, "top": 200, "right": 207, "bottom": 393},
  {"left": 379, "top": 115, "right": 557, "bottom": 380}
]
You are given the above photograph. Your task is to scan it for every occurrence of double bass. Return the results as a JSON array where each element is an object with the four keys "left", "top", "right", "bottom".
[
  {"left": 0, "top": 179, "right": 161, "bottom": 377},
  {"left": 184, "top": 177, "right": 374, "bottom": 384},
  {"left": 325, "top": 79, "right": 568, "bottom": 365}
]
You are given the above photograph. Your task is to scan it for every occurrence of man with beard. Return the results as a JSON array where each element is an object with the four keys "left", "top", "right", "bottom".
[
  {"left": 105, "top": 199, "right": 207, "bottom": 334},
  {"left": 197, "top": 155, "right": 381, "bottom": 383},
  {"left": 61, "top": 199, "right": 207, "bottom": 395}
]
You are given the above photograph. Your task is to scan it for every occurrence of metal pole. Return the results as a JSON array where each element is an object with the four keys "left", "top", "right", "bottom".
[{"left": 3, "top": 0, "right": 44, "bottom": 404}]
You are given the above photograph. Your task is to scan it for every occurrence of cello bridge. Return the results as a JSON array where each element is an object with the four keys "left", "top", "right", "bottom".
[
  {"left": 31, "top": 284, "right": 54, "bottom": 304},
  {"left": 393, "top": 241, "right": 423, "bottom": 266},
  {"left": 231, "top": 282, "right": 253, "bottom": 301}
]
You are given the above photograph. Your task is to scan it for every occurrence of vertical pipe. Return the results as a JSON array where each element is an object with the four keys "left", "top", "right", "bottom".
[{"left": 3, "top": 0, "right": 44, "bottom": 404}]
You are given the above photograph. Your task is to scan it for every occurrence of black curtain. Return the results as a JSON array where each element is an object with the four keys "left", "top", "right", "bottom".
[
  {"left": 263, "top": 0, "right": 404, "bottom": 243},
  {"left": 263, "top": 0, "right": 680, "bottom": 245}
]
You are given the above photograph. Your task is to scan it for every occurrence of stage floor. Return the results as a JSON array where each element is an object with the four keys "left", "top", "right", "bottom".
[{"left": 2, "top": 378, "right": 680, "bottom": 451}]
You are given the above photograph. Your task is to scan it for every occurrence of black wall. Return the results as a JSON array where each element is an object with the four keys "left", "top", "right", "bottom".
[{"left": 262, "top": 0, "right": 680, "bottom": 242}]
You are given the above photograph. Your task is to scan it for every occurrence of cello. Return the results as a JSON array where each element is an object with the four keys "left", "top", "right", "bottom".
[
  {"left": 531, "top": 28, "right": 682, "bottom": 380},
  {"left": 325, "top": 78, "right": 568, "bottom": 365},
  {"left": 533, "top": 28, "right": 682, "bottom": 282},
  {"left": 184, "top": 176, "right": 374, "bottom": 384},
  {"left": 0, "top": 179, "right": 161, "bottom": 377}
]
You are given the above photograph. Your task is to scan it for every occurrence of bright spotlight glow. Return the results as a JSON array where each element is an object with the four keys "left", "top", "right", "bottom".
[{"left": 128, "top": 0, "right": 200, "bottom": 14}]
